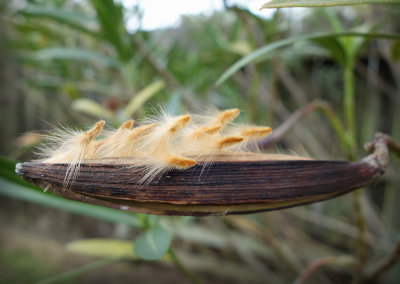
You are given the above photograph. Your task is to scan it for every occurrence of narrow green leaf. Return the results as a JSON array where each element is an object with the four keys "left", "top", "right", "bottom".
[
  {"left": 90, "top": 0, "right": 133, "bottom": 62},
  {"left": 0, "top": 157, "right": 39, "bottom": 189},
  {"left": 165, "top": 91, "right": 182, "bottom": 116},
  {"left": 134, "top": 225, "right": 172, "bottom": 260},
  {"left": 18, "top": 5, "right": 98, "bottom": 36},
  {"left": 216, "top": 32, "right": 400, "bottom": 86},
  {"left": 311, "top": 37, "right": 346, "bottom": 66},
  {"left": 67, "top": 239, "right": 134, "bottom": 258},
  {"left": 34, "top": 47, "right": 118, "bottom": 67},
  {"left": 36, "top": 257, "right": 119, "bottom": 284},
  {"left": 72, "top": 98, "right": 118, "bottom": 124},
  {"left": 124, "top": 80, "right": 166, "bottom": 118},
  {"left": 13, "top": 22, "right": 66, "bottom": 42},
  {"left": 261, "top": 0, "right": 400, "bottom": 9},
  {"left": 226, "top": 41, "right": 253, "bottom": 56},
  {"left": 0, "top": 177, "right": 141, "bottom": 228},
  {"left": 391, "top": 41, "right": 400, "bottom": 61}
]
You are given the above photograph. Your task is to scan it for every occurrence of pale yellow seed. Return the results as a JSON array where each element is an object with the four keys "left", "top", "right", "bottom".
[
  {"left": 169, "top": 115, "right": 191, "bottom": 133},
  {"left": 201, "top": 125, "right": 222, "bottom": 135},
  {"left": 215, "top": 108, "right": 240, "bottom": 125},
  {"left": 189, "top": 125, "right": 222, "bottom": 139},
  {"left": 92, "top": 120, "right": 133, "bottom": 151},
  {"left": 241, "top": 126, "right": 272, "bottom": 138},
  {"left": 79, "top": 120, "right": 105, "bottom": 144},
  {"left": 217, "top": 136, "right": 244, "bottom": 149},
  {"left": 128, "top": 123, "right": 157, "bottom": 140},
  {"left": 118, "top": 119, "right": 134, "bottom": 130},
  {"left": 167, "top": 155, "right": 196, "bottom": 169}
]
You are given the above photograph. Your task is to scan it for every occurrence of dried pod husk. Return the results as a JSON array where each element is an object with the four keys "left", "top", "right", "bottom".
[{"left": 16, "top": 142, "right": 386, "bottom": 216}]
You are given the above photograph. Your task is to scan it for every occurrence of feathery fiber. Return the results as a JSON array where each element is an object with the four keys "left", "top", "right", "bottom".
[{"left": 38, "top": 108, "right": 272, "bottom": 185}]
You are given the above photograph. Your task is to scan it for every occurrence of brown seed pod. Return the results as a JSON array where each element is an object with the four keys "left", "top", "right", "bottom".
[
  {"left": 16, "top": 138, "right": 388, "bottom": 216},
  {"left": 15, "top": 107, "right": 394, "bottom": 216}
]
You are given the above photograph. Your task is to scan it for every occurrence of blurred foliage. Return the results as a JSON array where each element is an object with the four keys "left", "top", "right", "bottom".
[
  {"left": 1, "top": 0, "right": 400, "bottom": 283},
  {"left": 261, "top": 0, "right": 400, "bottom": 8}
]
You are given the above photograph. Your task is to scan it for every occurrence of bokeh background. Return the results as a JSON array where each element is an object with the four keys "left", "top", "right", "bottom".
[{"left": 0, "top": 0, "right": 399, "bottom": 283}]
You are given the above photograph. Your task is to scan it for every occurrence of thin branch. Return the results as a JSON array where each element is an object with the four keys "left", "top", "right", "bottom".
[
  {"left": 36, "top": 257, "right": 121, "bottom": 284},
  {"left": 294, "top": 256, "right": 356, "bottom": 284},
  {"left": 168, "top": 248, "right": 202, "bottom": 284},
  {"left": 224, "top": 215, "right": 301, "bottom": 275},
  {"left": 254, "top": 101, "right": 321, "bottom": 149},
  {"left": 253, "top": 100, "right": 346, "bottom": 150},
  {"left": 364, "top": 236, "right": 400, "bottom": 281},
  {"left": 352, "top": 189, "right": 368, "bottom": 277},
  {"left": 371, "top": 134, "right": 400, "bottom": 158}
]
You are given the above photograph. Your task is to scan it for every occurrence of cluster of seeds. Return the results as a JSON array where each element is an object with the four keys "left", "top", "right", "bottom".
[{"left": 40, "top": 108, "right": 271, "bottom": 185}]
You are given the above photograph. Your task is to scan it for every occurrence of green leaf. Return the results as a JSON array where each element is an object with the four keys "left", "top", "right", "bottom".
[
  {"left": 0, "top": 177, "right": 141, "bottom": 228},
  {"left": 391, "top": 41, "right": 400, "bottom": 61},
  {"left": 124, "top": 80, "right": 166, "bottom": 118},
  {"left": 72, "top": 98, "right": 118, "bottom": 125},
  {"left": 0, "top": 157, "right": 39, "bottom": 189},
  {"left": 34, "top": 47, "right": 118, "bottom": 67},
  {"left": 134, "top": 225, "right": 172, "bottom": 260},
  {"left": 67, "top": 239, "right": 135, "bottom": 258},
  {"left": 35, "top": 257, "right": 119, "bottom": 284},
  {"left": 261, "top": 0, "right": 400, "bottom": 9},
  {"left": 165, "top": 91, "right": 182, "bottom": 116},
  {"left": 90, "top": 0, "right": 133, "bottom": 62},
  {"left": 311, "top": 37, "right": 347, "bottom": 66},
  {"left": 216, "top": 32, "right": 400, "bottom": 86},
  {"left": 226, "top": 41, "right": 253, "bottom": 56},
  {"left": 18, "top": 4, "right": 98, "bottom": 36}
]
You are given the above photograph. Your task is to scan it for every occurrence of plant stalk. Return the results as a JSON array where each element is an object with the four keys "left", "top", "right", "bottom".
[
  {"left": 343, "top": 60, "right": 357, "bottom": 158},
  {"left": 342, "top": 54, "right": 368, "bottom": 280},
  {"left": 168, "top": 248, "right": 202, "bottom": 284}
]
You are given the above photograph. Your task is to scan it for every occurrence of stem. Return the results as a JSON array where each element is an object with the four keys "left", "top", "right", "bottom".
[
  {"left": 352, "top": 190, "right": 367, "bottom": 276},
  {"left": 343, "top": 60, "right": 357, "bottom": 159},
  {"left": 365, "top": 235, "right": 400, "bottom": 281},
  {"left": 319, "top": 103, "right": 348, "bottom": 151},
  {"left": 35, "top": 257, "right": 120, "bottom": 284},
  {"left": 139, "top": 214, "right": 150, "bottom": 230},
  {"left": 168, "top": 248, "right": 202, "bottom": 284},
  {"left": 294, "top": 256, "right": 356, "bottom": 284},
  {"left": 342, "top": 55, "right": 367, "bottom": 280}
]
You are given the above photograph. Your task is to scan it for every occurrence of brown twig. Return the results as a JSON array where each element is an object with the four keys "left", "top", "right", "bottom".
[
  {"left": 364, "top": 237, "right": 400, "bottom": 281},
  {"left": 224, "top": 216, "right": 301, "bottom": 275},
  {"left": 365, "top": 133, "right": 400, "bottom": 158},
  {"left": 352, "top": 189, "right": 368, "bottom": 278},
  {"left": 253, "top": 100, "right": 333, "bottom": 149},
  {"left": 168, "top": 248, "right": 202, "bottom": 284},
  {"left": 363, "top": 133, "right": 397, "bottom": 171},
  {"left": 294, "top": 256, "right": 356, "bottom": 284}
]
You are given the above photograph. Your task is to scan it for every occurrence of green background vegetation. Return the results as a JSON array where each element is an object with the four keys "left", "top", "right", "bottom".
[{"left": 0, "top": 0, "right": 399, "bottom": 283}]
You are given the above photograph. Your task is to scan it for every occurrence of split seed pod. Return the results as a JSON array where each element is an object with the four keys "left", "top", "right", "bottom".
[{"left": 16, "top": 110, "right": 390, "bottom": 216}]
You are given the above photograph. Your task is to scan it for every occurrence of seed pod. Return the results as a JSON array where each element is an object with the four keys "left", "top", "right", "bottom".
[
  {"left": 16, "top": 137, "right": 388, "bottom": 216},
  {"left": 16, "top": 105, "right": 394, "bottom": 217}
]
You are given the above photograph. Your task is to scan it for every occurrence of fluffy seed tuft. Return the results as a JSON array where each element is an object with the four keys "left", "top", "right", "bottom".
[{"left": 38, "top": 108, "right": 271, "bottom": 186}]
